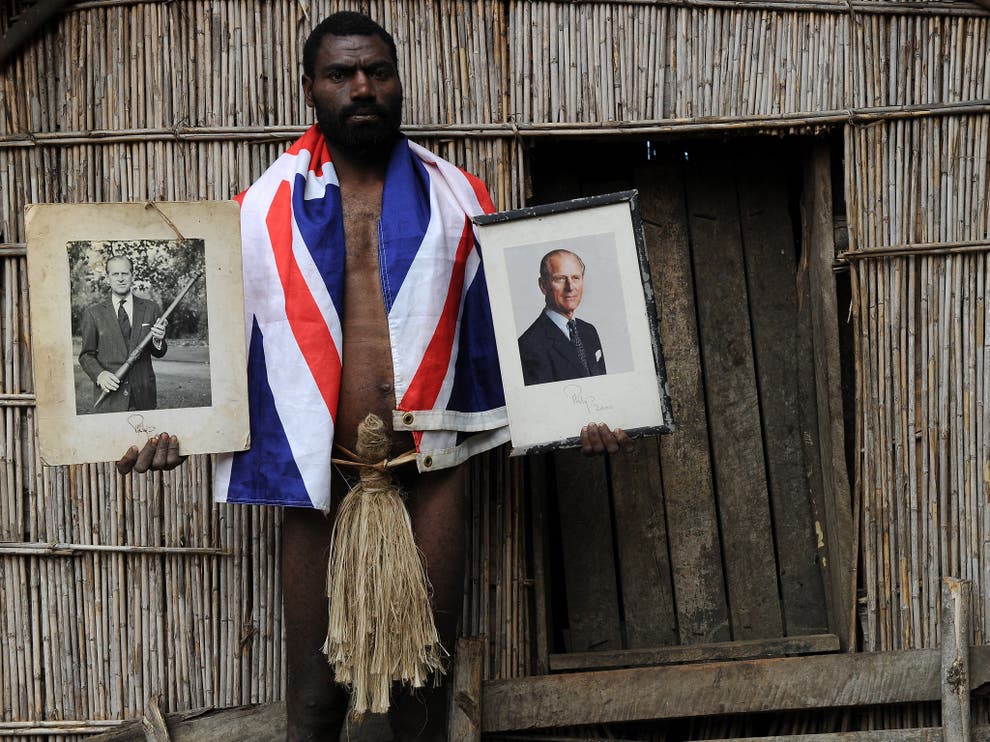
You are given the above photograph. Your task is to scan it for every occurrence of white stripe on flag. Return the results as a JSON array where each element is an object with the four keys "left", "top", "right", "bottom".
[{"left": 261, "top": 321, "right": 334, "bottom": 510}]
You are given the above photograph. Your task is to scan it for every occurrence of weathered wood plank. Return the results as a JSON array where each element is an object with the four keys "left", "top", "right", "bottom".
[
  {"left": 143, "top": 697, "right": 170, "bottom": 742},
  {"left": 86, "top": 702, "right": 286, "bottom": 741},
  {"left": 802, "top": 144, "right": 855, "bottom": 648},
  {"left": 705, "top": 727, "right": 990, "bottom": 742},
  {"left": 941, "top": 578, "right": 972, "bottom": 742},
  {"left": 449, "top": 637, "right": 484, "bottom": 742},
  {"left": 548, "top": 633, "right": 839, "bottom": 671},
  {"left": 552, "top": 450, "right": 622, "bottom": 652},
  {"left": 686, "top": 153, "right": 782, "bottom": 640},
  {"left": 482, "top": 646, "right": 990, "bottom": 732},
  {"left": 635, "top": 158, "right": 730, "bottom": 644},
  {"left": 172, "top": 704, "right": 285, "bottom": 741},
  {"left": 527, "top": 455, "right": 551, "bottom": 675},
  {"left": 608, "top": 438, "right": 678, "bottom": 648},
  {"left": 736, "top": 146, "right": 829, "bottom": 637},
  {"left": 794, "top": 167, "right": 832, "bottom": 646},
  {"left": 0, "top": 0, "right": 75, "bottom": 68}
]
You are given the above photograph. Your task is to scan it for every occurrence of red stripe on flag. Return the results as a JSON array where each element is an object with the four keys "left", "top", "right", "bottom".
[
  {"left": 400, "top": 216, "right": 474, "bottom": 415},
  {"left": 266, "top": 180, "right": 342, "bottom": 418},
  {"left": 459, "top": 168, "right": 495, "bottom": 214},
  {"left": 286, "top": 126, "right": 332, "bottom": 177}
]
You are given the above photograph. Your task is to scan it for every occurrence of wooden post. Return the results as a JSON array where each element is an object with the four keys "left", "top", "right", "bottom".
[
  {"left": 801, "top": 143, "right": 855, "bottom": 650},
  {"left": 143, "top": 696, "right": 171, "bottom": 742},
  {"left": 449, "top": 637, "right": 484, "bottom": 742},
  {"left": 941, "top": 577, "right": 971, "bottom": 742}
]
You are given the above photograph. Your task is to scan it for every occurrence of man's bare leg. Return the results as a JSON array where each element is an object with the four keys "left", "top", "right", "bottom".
[
  {"left": 389, "top": 465, "right": 467, "bottom": 742},
  {"left": 283, "top": 506, "right": 350, "bottom": 741}
]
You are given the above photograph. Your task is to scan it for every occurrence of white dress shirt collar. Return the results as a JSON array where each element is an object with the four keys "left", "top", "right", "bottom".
[
  {"left": 543, "top": 308, "right": 574, "bottom": 338},
  {"left": 113, "top": 293, "right": 134, "bottom": 321}
]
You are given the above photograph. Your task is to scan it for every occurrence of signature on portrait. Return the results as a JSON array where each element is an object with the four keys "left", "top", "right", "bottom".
[
  {"left": 127, "top": 414, "right": 156, "bottom": 436},
  {"left": 563, "top": 384, "right": 613, "bottom": 416}
]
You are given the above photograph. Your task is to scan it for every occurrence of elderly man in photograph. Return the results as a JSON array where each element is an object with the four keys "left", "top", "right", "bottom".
[
  {"left": 518, "top": 248, "right": 607, "bottom": 386},
  {"left": 78, "top": 255, "right": 168, "bottom": 412}
]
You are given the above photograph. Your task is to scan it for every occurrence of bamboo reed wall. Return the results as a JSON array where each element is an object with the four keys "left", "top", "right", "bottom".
[
  {"left": 2, "top": 0, "right": 990, "bottom": 736},
  {"left": 847, "top": 113, "right": 990, "bottom": 652}
]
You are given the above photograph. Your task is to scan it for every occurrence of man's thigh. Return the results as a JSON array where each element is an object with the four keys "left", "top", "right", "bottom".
[{"left": 405, "top": 465, "right": 467, "bottom": 645}]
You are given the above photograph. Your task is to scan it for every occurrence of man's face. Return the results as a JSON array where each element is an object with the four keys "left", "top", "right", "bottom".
[
  {"left": 106, "top": 258, "right": 133, "bottom": 298},
  {"left": 539, "top": 252, "right": 584, "bottom": 319},
  {"left": 302, "top": 34, "right": 403, "bottom": 159}
]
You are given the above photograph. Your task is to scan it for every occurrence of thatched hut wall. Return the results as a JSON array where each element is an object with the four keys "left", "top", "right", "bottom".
[{"left": 1, "top": 0, "right": 990, "bottom": 736}]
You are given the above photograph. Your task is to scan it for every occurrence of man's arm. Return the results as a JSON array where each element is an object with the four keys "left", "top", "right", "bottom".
[
  {"left": 148, "top": 304, "right": 167, "bottom": 358},
  {"left": 78, "top": 307, "right": 104, "bottom": 383}
]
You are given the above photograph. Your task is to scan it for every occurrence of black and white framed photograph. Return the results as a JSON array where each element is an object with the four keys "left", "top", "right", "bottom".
[
  {"left": 474, "top": 190, "right": 673, "bottom": 454},
  {"left": 26, "top": 201, "right": 250, "bottom": 465}
]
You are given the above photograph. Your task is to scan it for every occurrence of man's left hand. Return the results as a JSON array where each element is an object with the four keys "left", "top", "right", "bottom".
[
  {"left": 151, "top": 317, "right": 167, "bottom": 347},
  {"left": 580, "top": 423, "right": 633, "bottom": 456}
]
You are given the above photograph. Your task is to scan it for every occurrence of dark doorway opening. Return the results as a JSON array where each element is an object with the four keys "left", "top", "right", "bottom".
[{"left": 525, "top": 134, "right": 849, "bottom": 663}]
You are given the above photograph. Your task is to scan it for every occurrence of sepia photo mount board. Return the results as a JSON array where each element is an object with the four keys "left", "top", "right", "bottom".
[
  {"left": 26, "top": 201, "right": 249, "bottom": 466},
  {"left": 474, "top": 190, "right": 674, "bottom": 455}
]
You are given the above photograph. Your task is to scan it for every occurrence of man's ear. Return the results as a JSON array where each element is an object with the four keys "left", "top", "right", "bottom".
[{"left": 302, "top": 75, "right": 314, "bottom": 108}]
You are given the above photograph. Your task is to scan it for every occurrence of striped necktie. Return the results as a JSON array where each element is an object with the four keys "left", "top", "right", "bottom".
[
  {"left": 117, "top": 299, "right": 131, "bottom": 343},
  {"left": 567, "top": 319, "right": 590, "bottom": 374}
]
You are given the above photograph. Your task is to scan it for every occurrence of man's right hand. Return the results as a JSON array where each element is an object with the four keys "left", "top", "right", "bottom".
[
  {"left": 97, "top": 370, "right": 121, "bottom": 392},
  {"left": 580, "top": 423, "right": 633, "bottom": 456},
  {"left": 116, "top": 433, "right": 186, "bottom": 474}
]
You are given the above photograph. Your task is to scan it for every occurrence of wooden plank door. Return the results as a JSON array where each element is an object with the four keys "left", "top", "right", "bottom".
[{"left": 527, "top": 138, "right": 830, "bottom": 659}]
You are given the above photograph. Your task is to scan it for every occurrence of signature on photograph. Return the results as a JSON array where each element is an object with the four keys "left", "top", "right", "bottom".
[
  {"left": 563, "top": 384, "right": 613, "bottom": 415},
  {"left": 127, "top": 414, "right": 155, "bottom": 435}
]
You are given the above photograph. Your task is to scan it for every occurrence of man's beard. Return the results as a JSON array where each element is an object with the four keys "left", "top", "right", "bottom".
[{"left": 315, "top": 98, "right": 403, "bottom": 162}]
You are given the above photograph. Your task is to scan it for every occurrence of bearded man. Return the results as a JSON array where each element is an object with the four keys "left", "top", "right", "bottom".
[{"left": 120, "top": 12, "right": 630, "bottom": 740}]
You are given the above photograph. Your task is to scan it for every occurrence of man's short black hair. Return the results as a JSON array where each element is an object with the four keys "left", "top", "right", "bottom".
[{"left": 303, "top": 12, "right": 399, "bottom": 79}]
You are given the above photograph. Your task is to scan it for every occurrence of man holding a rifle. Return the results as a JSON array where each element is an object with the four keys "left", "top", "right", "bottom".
[{"left": 79, "top": 255, "right": 168, "bottom": 412}]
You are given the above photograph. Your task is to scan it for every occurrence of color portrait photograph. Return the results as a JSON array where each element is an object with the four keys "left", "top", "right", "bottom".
[{"left": 474, "top": 191, "right": 673, "bottom": 454}]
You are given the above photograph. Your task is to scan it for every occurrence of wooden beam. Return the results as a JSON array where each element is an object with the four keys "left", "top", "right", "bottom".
[
  {"left": 801, "top": 143, "right": 855, "bottom": 649},
  {"left": 481, "top": 646, "right": 990, "bottom": 732},
  {"left": 86, "top": 703, "right": 286, "bottom": 741},
  {"left": 6, "top": 101, "right": 990, "bottom": 149},
  {"left": 449, "top": 638, "right": 484, "bottom": 742},
  {"left": 0, "top": 0, "right": 74, "bottom": 68},
  {"left": 705, "top": 727, "right": 990, "bottom": 742},
  {"left": 549, "top": 634, "right": 840, "bottom": 671},
  {"left": 142, "top": 697, "right": 170, "bottom": 742}
]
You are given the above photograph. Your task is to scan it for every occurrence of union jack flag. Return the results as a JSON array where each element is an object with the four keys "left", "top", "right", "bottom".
[{"left": 215, "top": 126, "right": 508, "bottom": 510}]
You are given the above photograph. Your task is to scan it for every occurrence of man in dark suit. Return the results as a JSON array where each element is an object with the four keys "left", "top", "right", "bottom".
[
  {"left": 79, "top": 255, "right": 168, "bottom": 412},
  {"left": 518, "top": 248, "right": 607, "bottom": 385}
]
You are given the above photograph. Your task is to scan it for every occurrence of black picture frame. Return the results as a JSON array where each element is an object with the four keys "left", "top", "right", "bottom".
[{"left": 474, "top": 190, "right": 674, "bottom": 455}]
